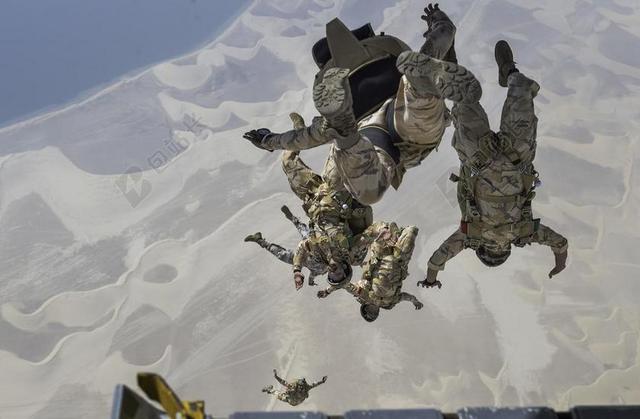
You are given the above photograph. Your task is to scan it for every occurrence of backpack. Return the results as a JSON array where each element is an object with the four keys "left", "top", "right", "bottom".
[
  {"left": 453, "top": 132, "right": 541, "bottom": 247},
  {"left": 311, "top": 18, "right": 410, "bottom": 121}
]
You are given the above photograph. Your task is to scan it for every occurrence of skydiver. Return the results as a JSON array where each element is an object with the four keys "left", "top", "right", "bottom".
[
  {"left": 262, "top": 369, "right": 327, "bottom": 406},
  {"left": 243, "top": 3, "right": 480, "bottom": 205},
  {"left": 418, "top": 40, "right": 568, "bottom": 289}
]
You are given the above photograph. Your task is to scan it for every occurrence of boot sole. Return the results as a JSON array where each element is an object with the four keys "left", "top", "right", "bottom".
[
  {"left": 313, "top": 68, "right": 356, "bottom": 132},
  {"left": 397, "top": 51, "right": 482, "bottom": 103}
]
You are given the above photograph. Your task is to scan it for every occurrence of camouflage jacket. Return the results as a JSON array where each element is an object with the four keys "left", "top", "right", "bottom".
[
  {"left": 429, "top": 129, "right": 568, "bottom": 271},
  {"left": 292, "top": 225, "right": 352, "bottom": 274},
  {"left": 279, "top": 379, "right": 324, "bottom": 406},
  {"left": 320, "top": 222, "right": 421, "bottom": 309}
]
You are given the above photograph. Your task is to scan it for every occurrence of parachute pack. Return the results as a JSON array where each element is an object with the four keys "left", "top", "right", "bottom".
[{"left": 311, "top": 19, "right": 410, "bottom": 121}]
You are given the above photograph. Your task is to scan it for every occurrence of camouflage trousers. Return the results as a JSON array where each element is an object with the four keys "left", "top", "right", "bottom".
[
  {"left": 281, "top": 150, "right": 325, "bottom": 200},
  {"left": 451, "top": 71, "right": 539, "bottom": 167},
  {"left": 266, "top": 79, "right": 447, "bottom": 205},
  {"left": 450, "top": 71, "right": 540, "bottom": 225},
  {"left": 329, "top": 77, "right": 447, "bottom": 204},
  {"left": 263, "top": 243, "right": 294, "bottom": 265}
]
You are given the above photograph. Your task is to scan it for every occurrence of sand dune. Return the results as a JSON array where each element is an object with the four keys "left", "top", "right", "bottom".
[{"left": 1, "top": 0, "right": 639, "bottom": 418}]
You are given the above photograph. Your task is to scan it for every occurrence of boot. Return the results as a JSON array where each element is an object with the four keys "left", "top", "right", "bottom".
[
  {"left": 396, "top": 51, "right": 481, "bottom": 103},
  {"left": 494, "top": 40, "right": 518, "bottom": 88},
  {"left": 313, "top": 68, "right": 358, "bottom": 138},
  {"left": 280, "top": 205, "right": 295, "bottom": 222},
  {"left": 244, "top": 232, "right": 263, "bottom": 243}
]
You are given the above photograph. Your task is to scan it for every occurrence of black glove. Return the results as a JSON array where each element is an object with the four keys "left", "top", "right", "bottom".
[
  {"left": 549, "top": 250, "right": 567, "bottom": 278},
  {"left": 417, "top": 268, "right": 442, "bottom": 289},
  {"left": 243, "top": 128, "right": 274, "bottom": 152},
  {"left": 421, "top": 3, "right": 440, "bottom": 29}
]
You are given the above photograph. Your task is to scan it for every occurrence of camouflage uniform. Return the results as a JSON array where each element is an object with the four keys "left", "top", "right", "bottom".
[
  {"left": 319, "top": 222, "right": 422, "bottom": 310},
  {"left": 260, "top": 9, "right": 459, "bottom": 204},
  {"left": 427, "top": 70, "right": 568, "bottom": 272},
  {"left": 283, "top": 150, "right": 371, "bottom": 277},
  {"left": 247, "top": 220, "right": 325, "bottom": 286},
  {"left": 248, "top": 122, "right": 371, "bottom": 285},
  {"left": 263, "top": 371, "right": 326, "bottom": 407}
]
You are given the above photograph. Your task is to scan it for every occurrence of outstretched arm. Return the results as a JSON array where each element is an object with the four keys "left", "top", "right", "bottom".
[
  {"left": 530, "top": 223, "right": 569, "bottom": 278},
  {"left": 309, "top": 376, "right": 328, "bottom": 389},
  {"left": 427, "top": 228, "right": 467, "bottom": 272},
  {"left": 400, "top": 292, "right": 424, "bottom": 310},
  {"left": 419, "top": 3, "right": 456, "bottom": 60},
  {"left": 244, "top": 116, "right": 331, "bottom": 152},
  {"left": 319, "top": 282, "right": 360, "bottom": 299},
  {"left": 317, "top": 284, "right": 342, "bottom": 299},
  {"left": 273, "top": 369, "right": 288, "bottom": 386},
  {"left": 292, "top": 241, "right": 310, "bottom": 290},
  {"left": 418, "top": 228, "right": 466, "bottom": 288}
]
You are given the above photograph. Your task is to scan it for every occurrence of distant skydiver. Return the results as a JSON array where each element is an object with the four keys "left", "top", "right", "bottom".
[
  {"left": 243, "top": 3, "right": 480, "bottom": 205},
  {"left": 418, "top": 40, "right": 568, "bottom": 289},
  {"left": 318, "top": 222, "right": 424, "bottom": 322},
  {"left": 262, "top": 369, "right": 327, "bottom": 406}
]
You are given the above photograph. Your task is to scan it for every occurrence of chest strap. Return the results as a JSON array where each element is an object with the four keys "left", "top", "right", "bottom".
[{"left": 461, "top": 218, "right": 541, "bottom": 241}]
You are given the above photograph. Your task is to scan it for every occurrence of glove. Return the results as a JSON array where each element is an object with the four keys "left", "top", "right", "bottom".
[
  {"left": 294, "top": 271, "right": 305, "bottom": 290},
  {"left": 414, "top": 301, "right": 424, "bottom": 310},
  {"left": 321, "top": 376, "right": 328, "bottom": 383},
  {"left": 421, "top": 3, "right": 440, "bottom": 28},
  {"left": 317, "top": 290, "right": 329, "bottom": 298},
  {"left": 548, "top": 250, "right": 567, "bottom": 278},
  {"left": 417, "top": 268, "right": 442, "bottom": 289},
  {"left": 243, "top": 128, "right": 274, "bottom": 151},
  {"left": 289, "top": 112, "right": 306, "bottom": 130}
]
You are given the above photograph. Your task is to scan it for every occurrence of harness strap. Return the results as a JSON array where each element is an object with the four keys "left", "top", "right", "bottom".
[
  {"left": 358, "top": 99, "right": 402, "bottom": 164},
  {"left": 462, "top": 218, "right": 541, "bottom": 240}
]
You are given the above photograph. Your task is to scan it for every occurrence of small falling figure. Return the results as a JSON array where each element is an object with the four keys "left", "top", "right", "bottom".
[{"left": 262, "top": 369, "right": 327, "bottom": 406}]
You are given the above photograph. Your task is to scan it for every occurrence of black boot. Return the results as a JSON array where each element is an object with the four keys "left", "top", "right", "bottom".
[
  {"left": 494, "top": 40, "right": 518, "bottom": 87},
  {"left": 244, "top": 232, "right": 263, "bottom": 243},
  {"left": 280, "top": 205, "right": 295, "bottom": 222}
]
